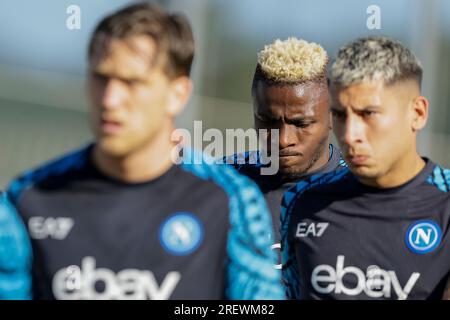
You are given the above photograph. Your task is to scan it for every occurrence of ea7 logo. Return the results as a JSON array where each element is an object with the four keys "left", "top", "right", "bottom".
[
  {"left": 28, "top": 217, "right": 74, "bottom": 240},
  {"left": 296, "top": 222, "right": 329, "bottom": 238}
]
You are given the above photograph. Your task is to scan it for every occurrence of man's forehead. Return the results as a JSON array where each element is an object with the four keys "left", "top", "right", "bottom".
[
  {"left": 260, "top": 82, "right": 326, "bottom": 101},
  {"left": 91, "top": 35, "right": 158, "bottom": 77},
  {"left": 331, "top": 81, "right": 384, "bottom": 107},
  {"left": 255, "top": 82, "right": 327, "bottom": 115}
]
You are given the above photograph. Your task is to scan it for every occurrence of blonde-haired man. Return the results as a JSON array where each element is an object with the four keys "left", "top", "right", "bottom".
[{"left": 226, "top": 37, "right": 346, "bottom": 258}]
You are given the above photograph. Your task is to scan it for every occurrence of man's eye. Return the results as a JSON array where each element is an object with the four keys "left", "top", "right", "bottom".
[
  {"left": 294, "top": 122, "right": 312, "bottom": 128},
  {"left": 124, "top": 79, "right": 141, "bottom": 86},
  {"left": 362, "top": 110, "right": 376, "bottom": 118}
]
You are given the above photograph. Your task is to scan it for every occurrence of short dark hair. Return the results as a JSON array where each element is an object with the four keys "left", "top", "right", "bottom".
[
  {"left": 88, "top": 2, "right": 195, "bottom": 79},
  {"left": 330, "top": 36, "right": 423, "bottom": 88}
]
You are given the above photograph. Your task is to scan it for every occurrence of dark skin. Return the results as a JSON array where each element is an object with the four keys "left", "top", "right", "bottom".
[{"left": 253, "top": 79, "right": 332, "bottom": 181}]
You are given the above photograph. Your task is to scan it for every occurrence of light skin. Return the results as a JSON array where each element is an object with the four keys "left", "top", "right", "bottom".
[
  {"left": 330, "top": 78, "right": 428, "bottom": 188},
  {"left": 87, "top": 35, "right": 192, "bottom": 183},
  {"left": 253, "top": 80, "right": 332, "bottom": 181},
  {"left": 331, "top": 79, "right": 450, "bottom": 300}
]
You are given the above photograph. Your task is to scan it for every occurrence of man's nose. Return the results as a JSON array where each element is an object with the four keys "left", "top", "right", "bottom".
[
  {"left": 102, "top": 79, "right": 126, "bottom": 110},
  {"left": 279, "top": 124, "right": 297, "bottom": 149},
  {"left": 342, "top": 114, "right": 365, "bottom": 147}
]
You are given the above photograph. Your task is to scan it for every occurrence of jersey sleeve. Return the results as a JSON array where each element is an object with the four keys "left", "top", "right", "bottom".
[
  {"left": 219, "top": 152, "right": 251, "bottom": 167},
  {"left": 180, "top": 148, "right": 284, "bottom": 299},
  {"left": 219, "top": 166, "right": 284, "bottom": 300},
  {"left": 0, "top": 192, "right": 32, "bottom": 299}
]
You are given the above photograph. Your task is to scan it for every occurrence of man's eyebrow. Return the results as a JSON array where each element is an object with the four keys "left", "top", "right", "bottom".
[
  {"left": 331, "top": 105, "right": 382, "bottom": 112},
  {"left": 350, "top": 105, "right": 383, "bottom": 112},
  {"left": 91, "top": 69, "right": 145, "bottom": 81},
  {"left": 359, "top": 105, "right": 382, "bottom": 110},
  {"left": 286, "top": 115, "right": 316, "bottom": 122}
]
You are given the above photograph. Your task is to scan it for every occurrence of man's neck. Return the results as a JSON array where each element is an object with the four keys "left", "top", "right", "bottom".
[
  {"left": 306, "top": 143, "right": 331, "bottom": 174},
  {"left": 359, "top": 152, "right": 426, "bottom": 189},
  {"left": 93, "top": 132, "right": 175, "bottom": 184}
]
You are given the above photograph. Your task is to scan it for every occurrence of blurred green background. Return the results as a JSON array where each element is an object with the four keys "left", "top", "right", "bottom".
[{"left": 1, "top": 0, "right": 450, "bottom": 187}]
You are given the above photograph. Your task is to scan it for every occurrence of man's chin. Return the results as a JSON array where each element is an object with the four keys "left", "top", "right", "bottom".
[
  {"left": 96, "top": 138, "right": 131, "bottom": 158},
  {"left": 278, "top": 164, "right": 309, "bottom": 181},
  {"left": 349, "top": 164, "right": 380, "bottom": 180}
]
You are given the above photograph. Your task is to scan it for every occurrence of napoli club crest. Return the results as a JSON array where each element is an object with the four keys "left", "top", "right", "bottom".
[
  {"left": 159, "top": 212, "right": 204, "bottom": 256},
  {"left": 406, "top": 220, "right": 442, "bottom": 254}
]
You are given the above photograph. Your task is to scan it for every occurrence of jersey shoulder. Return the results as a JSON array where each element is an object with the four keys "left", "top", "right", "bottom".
[
  {"left": 220, "top": 151, "right": 263, "bottom": 179},
  {"left": 220, "top": 151, "right": 281, "bottom": 192},
  {"left": 182, "top": 148, "right": 284, "bottom": 299},
  {"left": 181, "top": 148, "right": 275, "bottom": 248},
  {"left": 282, "top": 168, "right": 351, "bottom": 208},
  {"left": 280, "top": 168, "right": 351, "bottom": 239},
  {"left": 425, "top": 163, "right": 450, "bottom": 193},
  {"left": 221, "top": 150, "right": 262, "bottom": 167},
  {"left": 7, "top": 145, "right": 90, "bottom": 204}
]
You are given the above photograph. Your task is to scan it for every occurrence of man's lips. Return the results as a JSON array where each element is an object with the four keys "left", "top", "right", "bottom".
[
  {"left": 100, "top": 118, "right": 123, "bottom": 134},
  {"left": 347, "top": 154, "right": 369, "bottom": 166},
  {"left": 279, "top": 151, "right": 302, "bottom": 158}
]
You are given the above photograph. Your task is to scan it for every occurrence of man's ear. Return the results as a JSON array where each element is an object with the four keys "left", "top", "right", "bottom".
[
  {"left": 167, "top": 76, "right": 193, "bottom": 117},
  {"left": 410, "top": 95, "right": 429, "bottom": 132}
]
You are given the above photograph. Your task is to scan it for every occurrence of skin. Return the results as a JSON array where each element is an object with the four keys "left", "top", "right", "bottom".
[
  {"left": 253, "top": 80, "right": 332, "bottom": 181},
  {"left": 87, "top": 35, "right": 192, "bottom": 183},
  {"left": 330, "top": 78, "right": 428, "bottom": 188},
  {"left": 330, "top": 78, "right": 450, "bottom": 300}
]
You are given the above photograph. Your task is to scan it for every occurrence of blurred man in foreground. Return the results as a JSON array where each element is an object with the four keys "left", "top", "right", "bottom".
[{"left": 6, "top": 3, "right": 283, "bottom": 300}]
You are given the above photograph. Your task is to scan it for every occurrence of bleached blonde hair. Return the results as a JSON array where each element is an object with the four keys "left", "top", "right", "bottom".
[
  {"left": 330, "top": 36, "right": 423, "bottom": 87},
  {"left": 256, "top": 37, "right": 328, "bottom": 83}
]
